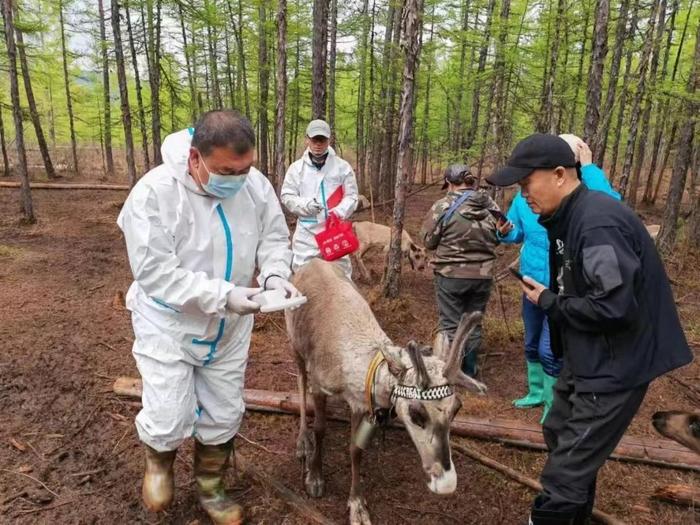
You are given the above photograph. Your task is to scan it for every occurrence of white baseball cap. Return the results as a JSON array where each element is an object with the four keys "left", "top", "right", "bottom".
[{"left": 306, "top": 119, "right": 331, "bottom": 138}]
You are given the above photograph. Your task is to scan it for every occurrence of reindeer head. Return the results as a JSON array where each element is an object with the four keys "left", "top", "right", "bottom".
[
  {"left": 406, "top": 242, "right": 427, "bottom": 272},
  {"left": 652, "top": 411, "right": 700, "bottom": 454},
  {"left": 380, "top": 312, "right": 486, "bottom": 495}
]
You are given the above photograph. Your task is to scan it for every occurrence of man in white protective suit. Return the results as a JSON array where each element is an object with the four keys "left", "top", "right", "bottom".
[
  {"left": 117, "top": 110, "right": 296, "bottom": 524},
  {"left": 280, "top": 119, "right": 359, "bottom": 278}
]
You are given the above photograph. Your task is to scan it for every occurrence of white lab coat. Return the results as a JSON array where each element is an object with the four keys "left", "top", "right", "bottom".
[
  {"left": 117, "top": 128, "right": 292, "bottom": 451},
  {"left": 280, "top": 148, "right": 358, "bottom": 278}
]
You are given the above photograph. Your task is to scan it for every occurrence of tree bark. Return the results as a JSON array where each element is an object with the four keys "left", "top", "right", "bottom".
[
  {"left": 419, "top": 7, "right": 435, "bottom": 185},
  {"left": 14, "top": 13, "right": 57, "bottom": 179},
  {"left": 583, "top": 0, "right": 609, "bottom": 142},
  {"left": 566, "top": 4, "right": 590, "bottom": 133},
  {"left": 656, "top": 22, "right": 699, "bottom": 255},
  {"left": 258, "top": 0, "right": 270, "bottom": 175},
  {"left": 111, "top": 0, "right": 137, "bottom": 187},
  {"left": 382, "top": 0, "right": 424, "bottom": 298},
  {"left": 0, "top": 101, "right": 8, "bottom": 176},
  {"left": 355, "top": 0, "right": 370, "bottom": 191},
  {"left": 628, "top": 0, "right": 666, "bottom": 208},
  {"left": 178, "top": 2, "right": 198, "bottom": 124},
  {"left": 592, "top": 0, "right": 630, "bottom": 165},
  {"left": 59, "top": 0, "right": 79, "bottom": 175},
  {"left": 453, "top": 0, "right": 471, "bottom": 152},
  {"left": 536, "top": 0, "right": 565, "bottom": 134},
  {"left": 274, "top": 0, "right": 287, "bottom": 192},
  {"left": 311, "top": 0, "right": 329, "bottom": 119},
  {"left": 146, "top": 0, "right": 162, "bottom": 165},
  {"left": 205, "top": 0, "right": 222, "bottom": 109},
  {"left": 328, "top": 0, "right": 338, "bottom": 146},
  {"left": 97, "top": 0, "right": 114, "bottom": 177},
  {"left": 463, "top": 0, "right": 496, "bottom": 150},
  {"left": 618, "top": 0, "right": 660, "bottom": 200},
  {"left": 1, "top": 0, "right": 34, "bottom": 221}
]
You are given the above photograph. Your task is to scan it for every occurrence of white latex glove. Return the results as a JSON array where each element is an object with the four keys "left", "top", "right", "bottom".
[
  {"left": 226, "top": 286, "right": 263, "bottom": 315},
  {"left": 303, "top": 198, "right": 324, "bottom": 216},
  {"left": 265, "top": 276, "right": 301, "bottom": 298}
]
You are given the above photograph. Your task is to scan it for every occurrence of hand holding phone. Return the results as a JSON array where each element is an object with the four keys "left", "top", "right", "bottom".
[
  {"left": 488, "top": 208, "right": 507, "bottom": 222},
  {"left": 509, "top": 267, "right": 535, "bottom": 289}
]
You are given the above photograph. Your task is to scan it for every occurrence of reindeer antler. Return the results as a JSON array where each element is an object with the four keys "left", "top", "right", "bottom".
[
  {"left": 406, "top": 341, "right": 430, "bottom": 390},
  {"left": 442, "top": 312, "right": 488, "bottom": 395}
]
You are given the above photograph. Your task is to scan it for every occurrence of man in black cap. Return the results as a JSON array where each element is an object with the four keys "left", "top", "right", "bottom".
[
  {"left": 421, "top": 164, "right": 502, "bottom": 377},
  {"left": 487, "top": 133, "right": 693, "bottom": 524}
]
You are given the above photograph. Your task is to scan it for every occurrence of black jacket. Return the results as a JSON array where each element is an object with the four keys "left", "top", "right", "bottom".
[{"left": 538, "top": 185, "right": 692, "bottom": 392}]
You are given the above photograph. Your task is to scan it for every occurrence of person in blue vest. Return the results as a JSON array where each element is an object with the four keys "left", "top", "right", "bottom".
[{"left": 497, "top": 135, "right": 620, "bottom": 423}]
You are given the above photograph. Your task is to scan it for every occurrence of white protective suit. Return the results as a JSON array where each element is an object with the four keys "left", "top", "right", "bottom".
[
  {"left": 280, "top": 147, "right": 359, "bottom": 278},
  {"left": 117, "top": 128, "right": 292, "bottom": 452}
]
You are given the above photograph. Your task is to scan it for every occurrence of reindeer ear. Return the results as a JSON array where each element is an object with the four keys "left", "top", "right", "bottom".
[
  {"left": 380, "top": 345, "right": 406, "bottom": 377},
  {"left": 406, "top": 341, "right": 430, "bottom": 389}
]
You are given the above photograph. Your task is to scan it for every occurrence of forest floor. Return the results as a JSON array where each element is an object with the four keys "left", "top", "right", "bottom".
[{"left": 0, "top": 177, "right": 698, "bottom": 524}]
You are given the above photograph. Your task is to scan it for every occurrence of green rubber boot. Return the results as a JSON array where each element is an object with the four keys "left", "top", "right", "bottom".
[
  {"left": 194, "top": 439, "right": 244, "bottom": 525},
  {"left": 513, "top": 361, "right": 545, "bottom": 408},
  {"left": 540, "top": 372, "right": 558, "bottom": 424}
]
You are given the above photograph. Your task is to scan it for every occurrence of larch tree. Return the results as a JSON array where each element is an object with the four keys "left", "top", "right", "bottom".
[
  {"left": 274, "top": 0, "right": 287, "bottom": 191},
  {"left": 583, "top": 0, "right": 609, "bottom": 143},
  {"left": 59, "top": 0, "right": 79, "bottom": 175},
  {"left": 311, "top": 0, "right": 329, "bottom": 118},
  {"left": 97, "top": 0, "right": 114, "bottom": 176}
]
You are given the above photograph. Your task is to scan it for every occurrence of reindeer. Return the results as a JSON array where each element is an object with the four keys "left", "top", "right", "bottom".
[
  {"left": 351, "top": 221, "right": 427, "bottom": 282},
  {"left": 652, "top": 411, "right": 700, "bottom": 454},
  {"left": 285, "top": 258, "right": 486, "bottom": 525}
]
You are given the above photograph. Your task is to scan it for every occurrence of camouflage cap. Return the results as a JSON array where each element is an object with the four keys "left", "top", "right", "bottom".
[{"left": 442, "top": 164, "right": 474, "bottom": 190}]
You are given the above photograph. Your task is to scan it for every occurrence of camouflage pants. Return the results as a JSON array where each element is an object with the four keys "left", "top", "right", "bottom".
[{"left": 434, "top": 274, "right": 492, "bottom": 376}]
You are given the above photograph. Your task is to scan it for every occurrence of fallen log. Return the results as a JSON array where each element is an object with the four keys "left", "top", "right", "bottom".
[
  {"left": 452, "top": 443, "right": 627, "bottom": 525},
  {"left": 652, "top": 484, "right": 700, "bottom": 507},
  {"left": 0, "top": 181, "right": 130, "bottom": 191},
  {"left": 112, "top": 378, "right": 700, "bottom": 471},
  {"left": 235, "top": 453, "right": 338, "bottom": 525}
]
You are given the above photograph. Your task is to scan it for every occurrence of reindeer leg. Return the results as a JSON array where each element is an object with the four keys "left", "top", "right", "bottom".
[
  {"left": 305, "top": 393, "right": 327, "bottom": 498},
  {"left": 354, "top": 252, "right": 371, "bottom": 283},
  {"left": 348, "top": 411, "right": 372, "bottom": 525},
  {"left": 294, "top": 354, "right": 314, "bottom": 470}
]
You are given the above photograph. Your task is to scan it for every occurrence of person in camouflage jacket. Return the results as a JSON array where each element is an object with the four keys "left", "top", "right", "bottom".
[{"left": 421, "top": 164, "right": 501, "bottom": 376}]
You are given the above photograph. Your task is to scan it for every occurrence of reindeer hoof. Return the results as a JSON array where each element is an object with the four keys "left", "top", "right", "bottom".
[
  {"left": 348, "top": 496, "right": 372, "bottom": 525},
  {"left": 304, "top": 472, "right": 325, "bottom": 498},
  {"left": 296, "top": 429, "right": 315, "bottom": 460}
]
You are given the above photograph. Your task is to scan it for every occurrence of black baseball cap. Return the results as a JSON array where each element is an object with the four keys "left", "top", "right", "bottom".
[
  {"left": 441, "top": 163, "right": 474, "bottom": 190},
  {"left": 486, "top": 133, "right": 576, "bottom": 187}
]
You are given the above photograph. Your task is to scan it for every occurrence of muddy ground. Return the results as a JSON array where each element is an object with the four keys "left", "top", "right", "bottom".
[{"left": 0, "top": 180, "right": 698, "bottom": 524}]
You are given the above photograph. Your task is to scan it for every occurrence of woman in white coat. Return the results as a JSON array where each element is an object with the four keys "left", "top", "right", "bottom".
[
  {"left": 281, "top": 119, "right": 359, "bottom": 279},
  {"left": 118, "top": 111, "right": 296, "bottom": 524}
]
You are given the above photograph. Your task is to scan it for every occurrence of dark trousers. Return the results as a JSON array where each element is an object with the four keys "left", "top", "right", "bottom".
[
  {"left": 434, "top": 274, "right": 492, "bottom": 376},
  {"left": 535, "top": 365, "right": 649, "bottom": 518}
]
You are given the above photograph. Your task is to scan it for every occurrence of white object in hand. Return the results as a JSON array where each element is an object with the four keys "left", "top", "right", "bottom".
[{"left": 251, "top": 289, "right": 308, "bottom": 313}]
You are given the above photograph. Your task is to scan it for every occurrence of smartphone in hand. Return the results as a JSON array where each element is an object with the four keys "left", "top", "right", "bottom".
[{"left": 509, "top": 267, "right": 535, "bottom": 289}]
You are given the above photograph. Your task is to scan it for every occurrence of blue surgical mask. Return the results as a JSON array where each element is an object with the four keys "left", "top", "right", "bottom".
[{"left": 197, "top": 156, "right": 248, "bottom": 199}]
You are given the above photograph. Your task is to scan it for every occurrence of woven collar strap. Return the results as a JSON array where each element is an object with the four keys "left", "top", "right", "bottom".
[
  {"left": 364, "top": 351, "right": 387, "bottom": 414},
  {"left": 391, "top": 384, "right": 454, "bottom": 402}
]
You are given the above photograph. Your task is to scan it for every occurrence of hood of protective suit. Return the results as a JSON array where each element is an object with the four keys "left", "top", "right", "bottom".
[{"left": 161, "top": 128, "right": 208, "bottom": 195}]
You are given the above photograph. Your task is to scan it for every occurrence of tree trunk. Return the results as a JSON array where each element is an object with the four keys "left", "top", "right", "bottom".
[
  {"left": 537, "top": 0, "right": 565, "bottom": 134},
  {"left": 125, "top": 0, "right": 149, "bottom": 170},
  {"left": 146, "top": 0, "right": 162, "bottom": 165},
  {"left": 453, "top": 0, "right": 471, "bottom": 152},
  {"left": 490, "top": 0, "right": 511, "bottom": 170},
  {"left": 383, "top": 0, "right": 424, "bottom": 298},
  {"left": 608, "top": 2, "right": 640, "bottom": 183},
  {"left": 463, "top": 0, "right": 496, "bottom": 150},
  {"left": 224, "top": 24, "right": 235, "bottom": 109},
  {"left": 258, "top": 0, "right": 270, "bottom": 175},
  {"left": 618, "top": 0, "right": 660, "bottom": 200},
  {"left": 59, "top": 0, "right": 79, "bottom": 175},
  {"left": 583, "top": 0, "right": 609, "bottom": 142},
  {"left": 355, "top": 0, "right": 370, "bottom": 191},
  {"left": 656, "top": 22, "right": 699, "bottom": 255},
  {"left": 205, "top": 0, "right": 222, "bottom": 109},
  {"left": 566, "top": 4, "right": 590, "bottom": 133},
  {"left": 311, "top": 0, "right": 329, "bottom": 119},
  {"left": 328, "top": 0, "right": 338, "bottom": 146},
  {"left": 1, "top": 0, "right": 34, "bottom": 221},
  {"left": 111, "top": 0, "right": 137, "bottom": 187},
  {"left": 14, "top": 14, "right": 57, "bottom": 180},
  {"left": 0, "top": 101, "right": 8, "bottom": 176},
  {"left": 419, "top": 7, "right": 435, "bottom": 185},
  {"left": 688, "top": 147, "right": 700, "bottom": 248},
  {"left": 97, "top": 0, "right": 114, "bottom": 177},
  {"left": 645, "top": 0, "right": 690, "bottom": 203},
  {"left": 289, "top": 6, "right": 301, "bottom": 165},
  {"left": 274, "top": 0, "right": 287, "bottom": 191},
  {"left": 178, "top": 2, "right": 198, "bottom": 124},
  {"left": 592, "top": 0, "right": 630, "bottom": 165},
  {"left": 629, "top": 0, "right": 666, "bottom": 208}
]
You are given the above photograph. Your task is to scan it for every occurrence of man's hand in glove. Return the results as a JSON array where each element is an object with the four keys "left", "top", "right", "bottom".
[
  {"left": 303, "top": 198, "right": 324, "bottom": 216},
  {"left": 226, "top": 286, "right": 263, "bottom": 315},
  {"left": 265, "top": 276, "right": 301, "bottom": 298}
]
